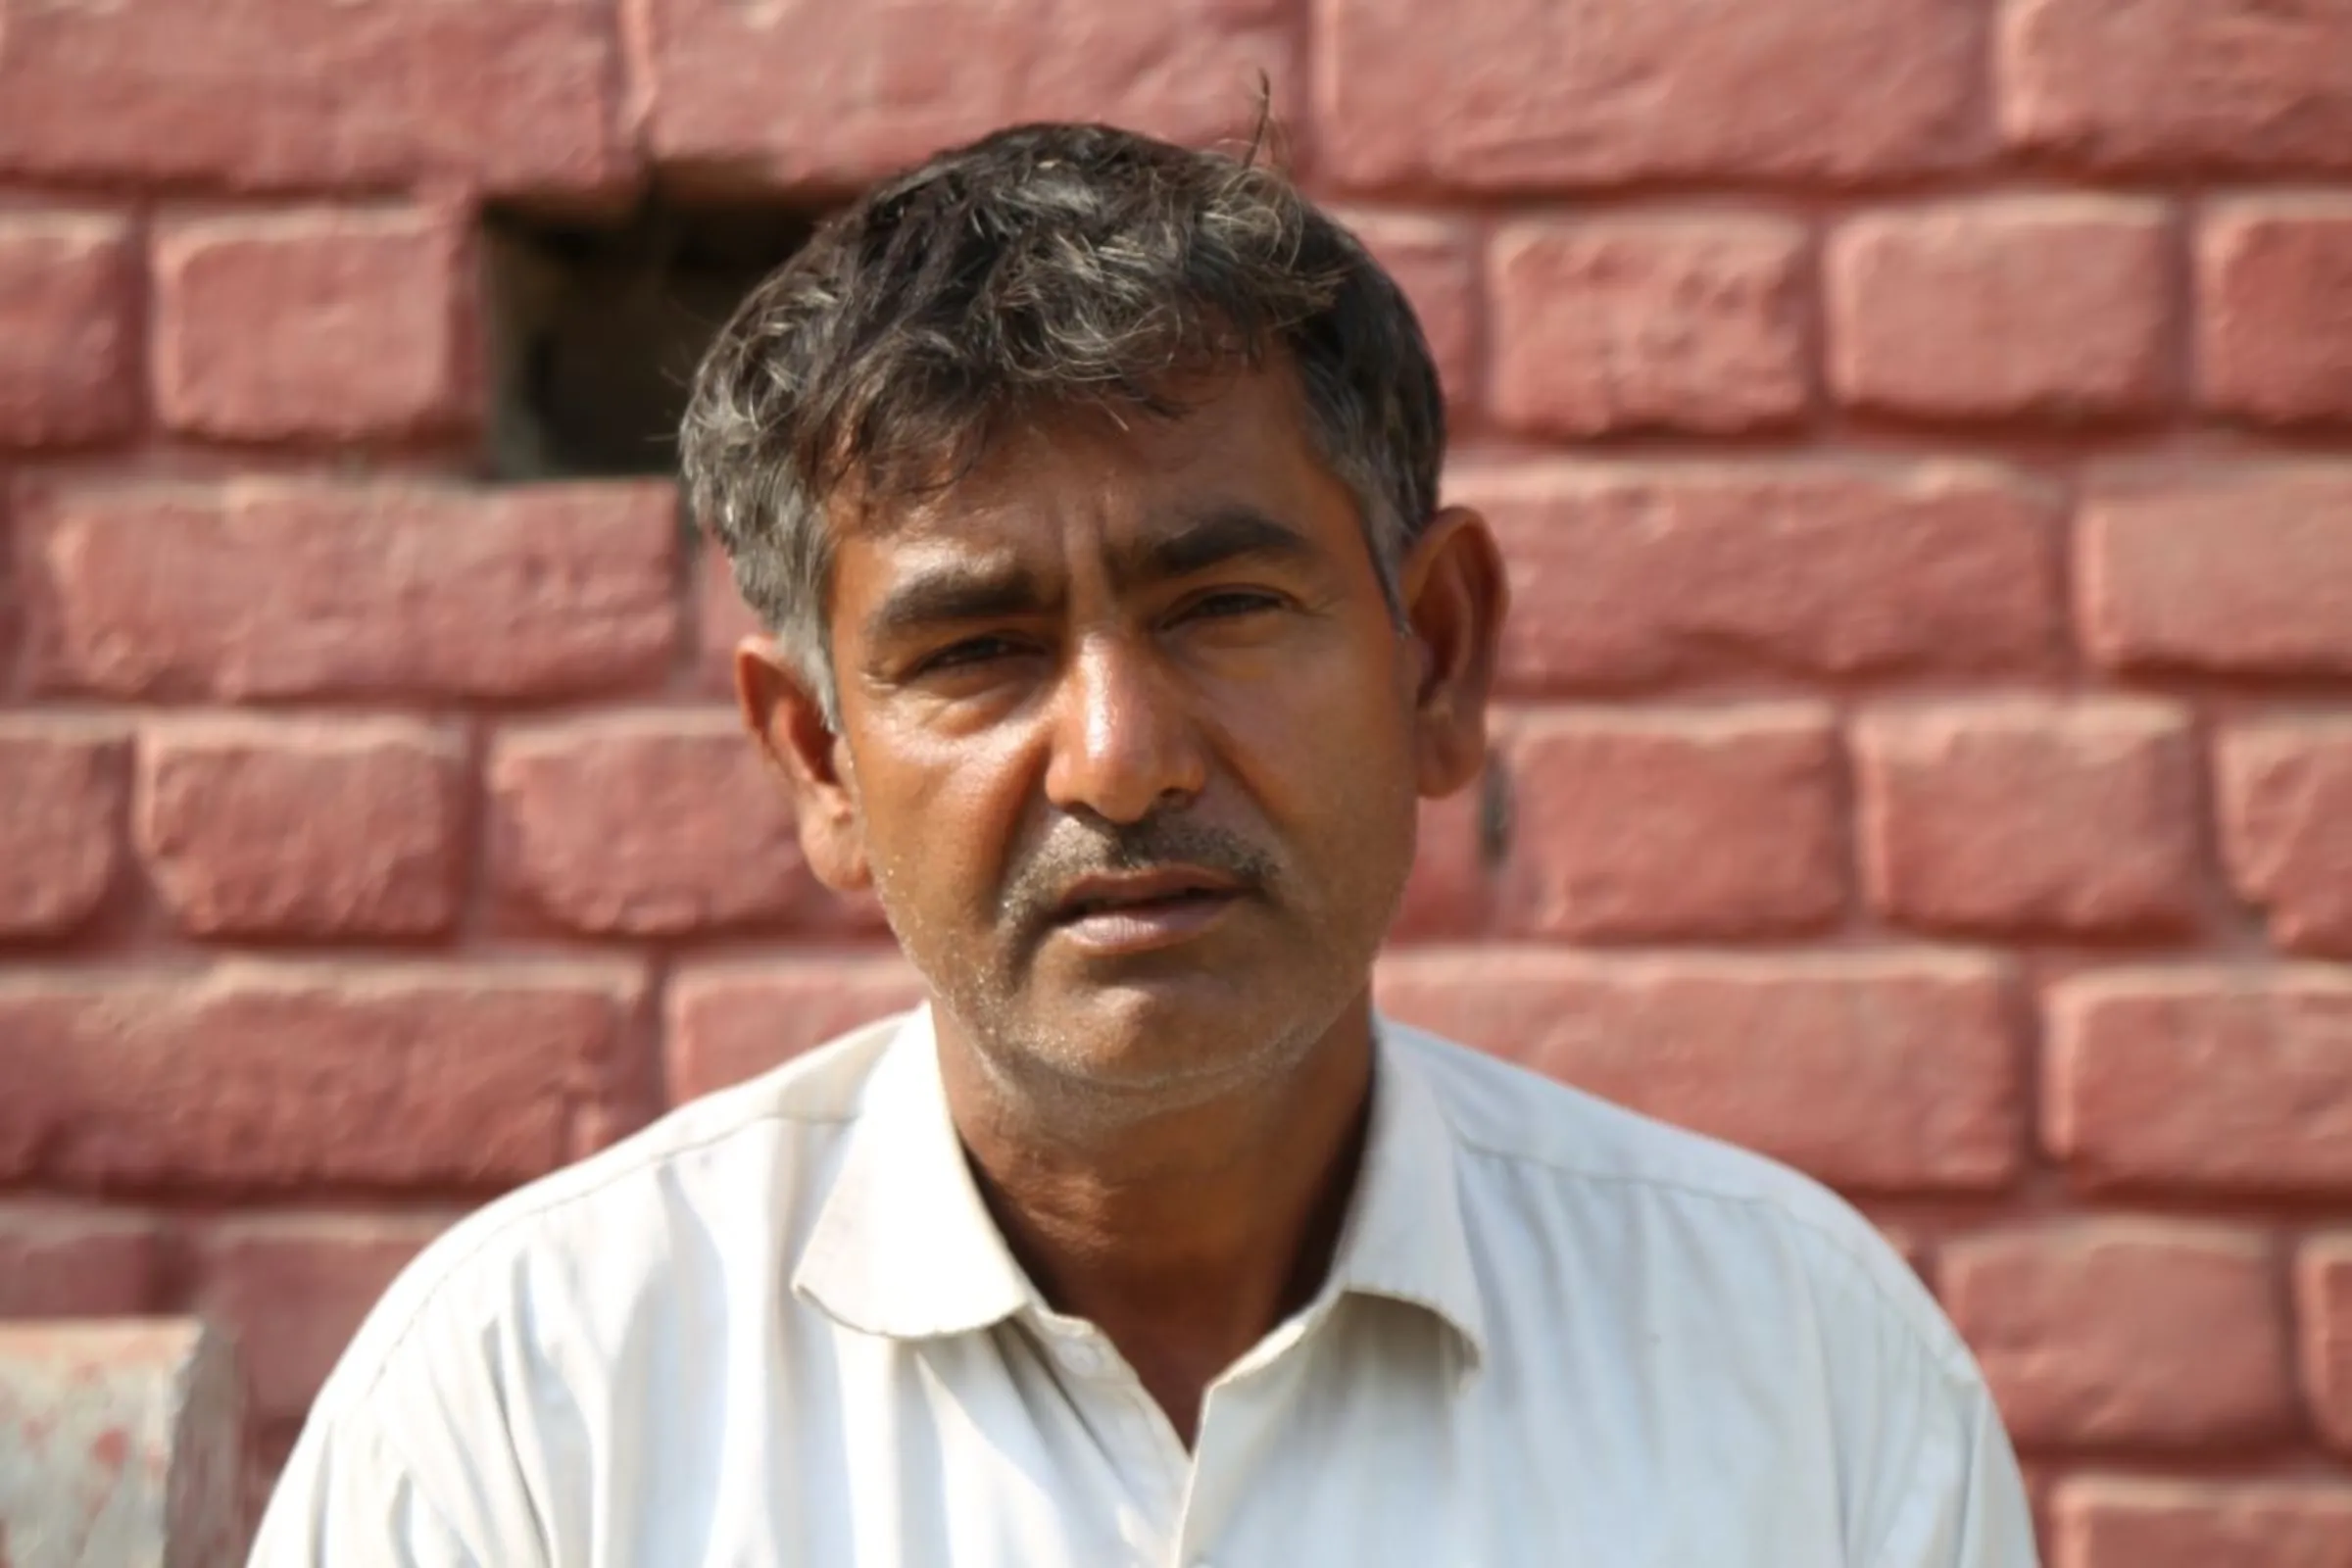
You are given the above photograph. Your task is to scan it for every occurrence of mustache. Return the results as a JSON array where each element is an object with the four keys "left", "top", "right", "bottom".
[{"left": 1001, "top": 813, "right": 1280, "bottom": 930}]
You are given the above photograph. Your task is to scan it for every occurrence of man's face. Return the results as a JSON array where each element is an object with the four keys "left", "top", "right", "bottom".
[{"left": 754, "top": 365, "right": 1487, "bottom": 1116}]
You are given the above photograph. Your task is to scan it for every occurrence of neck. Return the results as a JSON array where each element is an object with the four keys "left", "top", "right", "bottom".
[{"left": 937, "top": 995, "right": 1378, "bottom": 1447}]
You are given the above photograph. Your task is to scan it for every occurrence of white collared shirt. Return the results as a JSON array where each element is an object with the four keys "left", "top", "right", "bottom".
[{"left": 250, "top": 1008, "right": 2037, "bottom": 1566}]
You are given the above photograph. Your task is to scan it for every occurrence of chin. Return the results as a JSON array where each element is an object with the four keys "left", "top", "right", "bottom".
[{"left": 1040, "top": 967, "right": 1351, "bottom": 1101}]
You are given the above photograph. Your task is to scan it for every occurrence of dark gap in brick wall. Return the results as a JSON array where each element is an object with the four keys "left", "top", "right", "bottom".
[{"left": 481, "top": 195, "right": 834, "bottom": 481}]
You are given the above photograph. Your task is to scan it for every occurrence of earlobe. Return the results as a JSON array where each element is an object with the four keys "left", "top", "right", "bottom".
[
  {"left": 1397, "top": 505, "right": 1509, "bottom": 800},
  {"left": 735, "top": 636, "right": 875, "bottom": 893}
]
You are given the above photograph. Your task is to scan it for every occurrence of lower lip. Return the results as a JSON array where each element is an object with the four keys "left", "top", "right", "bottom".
[{"left": 1051, "top": 892, "right": 1245, "bottom": 956}]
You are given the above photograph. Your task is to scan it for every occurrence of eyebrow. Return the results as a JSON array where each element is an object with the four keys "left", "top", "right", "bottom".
[
  {"left": 860, "top": 504, "right": 1323, "bottom": 648},
  {"left": 862, "top": 559, "right": 1050, "bottom": 647},
  {"left": 1109, "top": 505, "right": 1320, "bottom": 591}
]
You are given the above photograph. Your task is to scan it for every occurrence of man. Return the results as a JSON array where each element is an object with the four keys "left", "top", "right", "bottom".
[{"left": 252, "top": 122, "right": 2036, "bottom": 1565}]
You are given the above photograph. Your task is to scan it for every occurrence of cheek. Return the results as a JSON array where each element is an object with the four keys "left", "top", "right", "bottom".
[
  {"left": 1221, "top": 647, "right": 1421, "bottom": 868},
  {"left": 854, "top": 724, "right": 1034, "bottom": 923}
]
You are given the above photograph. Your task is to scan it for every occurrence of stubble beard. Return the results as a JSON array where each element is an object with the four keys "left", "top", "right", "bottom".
[{"left": 874, "top": 811, "right": 1386, "bottom": 1143}]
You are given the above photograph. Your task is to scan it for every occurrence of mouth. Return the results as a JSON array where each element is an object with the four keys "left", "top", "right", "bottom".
[{"left": 1046, "top": 866, "right": 1250, "bottom": 956}]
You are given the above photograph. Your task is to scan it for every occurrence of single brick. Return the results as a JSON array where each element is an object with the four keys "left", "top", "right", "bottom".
[
  {"left": 2079, "top": 466, "right": 2352, "bottom": 675},
  {"left": 0, "top": 214, "right": 138, "bottom": 449},
  {"left": 1333, "top": 211, "right": 1481, "bottom": 418},
  {"left": 1499, "top": 706, "right": 1842, "bottom": 941},
  {"left": 2297, "top": 1236, "right": 2352, "bottom": 1454},
  {"left": 2200, "top": 197, "right": 2352, "bottom": 425},
  {"left": 490, "top": 711, "right": 875, "bottom": 938},
  {"left": 0, "top": 964, "right": 645, "bottom": 1192},
  {"left": 136, "top": 717, "right": 466, "bottom": 940},
  {"left": 1855, "top": 700, "right": 2201, "bottom": 937},
  {"left": 1829, "top": 199, "right": 2170, "bottom": 420},
  {"left": 2049, "top": 1480, "right": 2352, "bottom": 1568},
  {"left": 22, "top": 480, "right": 678, "bottom": 700},
  {"left": 1490, "top": 217, "right": 1808, "bottom": 436},
  {"left": 1455, "top": 461, "right": 2062, "bottom": 691},
  {"left": 0, "top": 1204, "right": 161, "bottom": 1317},
  {"left": 2001, "top": 0, "right": 2352, "bottom": 173},
  {"left": 665, "top": 957, "right": 927, "bottom": 1102},
  {"left": 0, "top": 0, "right": 627, "bottom": 196},
  {"left": 1378, "top": 950, "right": 2023, "bottom": 1192},
  {"left": 1320, "top": 0, "right": 1984, "bottom": 191},
  {"left": 1942, "top": 1222, "right": 2293, "bottom": 1449},
  {"left": 193, "top": 1215, "right": 448, "bottom": 1427},
  {"left": 631, "top": 0, "right": 1292, "bottom": 191},
  {"left": 2046, "top": 967, "right": 2352, "bottom": 1194},
  {"left": 2219, "top": 720, "right": 2352, "bottom": 958},
  {"left": 0, "top": 719, "right": 127, "bottom": 938},
  {"left": 154, "top": 209, "right": 478, "bottom": 443}
]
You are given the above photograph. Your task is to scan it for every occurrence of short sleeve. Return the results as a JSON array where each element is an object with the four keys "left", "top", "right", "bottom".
[
  {"left": 246, "top": 1402, "right": 488, "bottom": 1568},
  {"left": 244, "top": 1249, "right": 556, "bottom": 1568},
  {"left": 1864, "top": 1373, "right": 2040, "bottom": 1567}
]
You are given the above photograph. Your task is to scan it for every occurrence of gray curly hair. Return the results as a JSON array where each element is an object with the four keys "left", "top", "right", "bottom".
[{"left": 680, "top": 120, "right": 1447, "bottom": 723}]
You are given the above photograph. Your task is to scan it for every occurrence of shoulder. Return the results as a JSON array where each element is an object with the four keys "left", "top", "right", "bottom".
[
  {"left": 309, "top": 1008, "right": 911, "bottom": 1417},
  {"left": 1390, "top": 1019, "right": 1975, "bottom": 1380}
]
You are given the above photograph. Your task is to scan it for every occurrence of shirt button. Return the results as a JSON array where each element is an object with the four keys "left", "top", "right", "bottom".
[{"left": 1060, "top": 1340, "right": 1108, "bottom": 1379}]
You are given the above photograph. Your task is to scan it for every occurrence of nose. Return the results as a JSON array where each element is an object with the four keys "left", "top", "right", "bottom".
[{"left": 1043, "top": 632, "right": 1206, "bottom": 825}]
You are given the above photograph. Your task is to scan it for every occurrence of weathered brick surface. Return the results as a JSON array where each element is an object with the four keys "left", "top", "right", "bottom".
[
  {"left": 19, "top": 481, "right": 679, "bottom": 700},
  {"left": 1498, "top": 706, "right": 1842, "bottom": 940},
  {"left": 0, "top": 214, "right": 139, "bottom": 450},
  {"left": 0, "top": 0, "right": 628, "bottom": 195},
  {"left": 2049, "top": 1480, "right": 2352, "bottom": 1568},
  {"left": 2046, "top": 968, "right": 2352, "bottom": 1194},
  {"left": 1319, "top": 0, "right": 1985, "bottom": 191},
  {"left": 154, "top": 209, "right": 479, "bottom": 443},
  {"left": 0, "top": 1204, "right": 161, "bottom": 1317},
  {"left": 0, "top": 719, "right": 127, "bottom": 939},
  {"left": 193, "top": 1215, "right": 449, "bottom": 1427},
  {"left": 2001, "top": 0, "right": 2352, "bottom": 173},
  {"left": 1490, "top": 217, "right": 1807, "bottom": 436},
  {"left": 2078, "top": 466, "right": 2352, "bottom": 676},
  {"left": 2219, "top": 720, "right": 2352, "bottom": 958},
  {"left": 2200, "top": 198, "right": 2352, "bottom": 425},
  {"left": 4, "top": 0, "right": 2351, "bottom": 1535},
  {"left": 491, "top": 711, "right": 842, "bottom": 937},
  {"left": 1457, "top": 462, "right": 2063, "bottom": 691},
  {"left": 628, "top": 0, "right": 1292, "bottom": 191},
  {"left": 2299, "top": 1236, "right": 2352, "bottom": 1454},
  {"left": 0, "top": 965, "right": 645, "bottom": 1191},
  {"left": 666, "top": 958, "right": 928, "bottom": 1102},
  {"left": 1378, "top": 951, "right": 2023, "bottom": 1192},
  {"left": 1855, "top": 700, "right": 2201, "bottom": 937},
  {"left": 1828, "top": 200, "right": 2171, "bottom": 420},
  {"left": 136, "top": 718, "right": 466, "bottom": 940},
  {"left": 1943, "top": 1223, "right": 2294, "bottom": 1449}
]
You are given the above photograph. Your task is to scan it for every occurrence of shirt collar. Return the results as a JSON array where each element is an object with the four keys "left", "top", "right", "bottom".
[
  {"left": 793, "top": 1005, "right": 1037, "bottom": 1339},
  {"left": 1324, "top": 1018, "right": 1489, "bottom": 1369},
  {"left": 794, "top": 1006, "right": 1488, "bottom": 1366}
]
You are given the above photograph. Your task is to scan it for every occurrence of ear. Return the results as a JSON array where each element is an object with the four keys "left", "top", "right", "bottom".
[
  {"left": 736, "top": 637, "right": 874, "bottom": 893},
  {"left": 1394, "top": 504, "right": 1509, "bottom": 800}
]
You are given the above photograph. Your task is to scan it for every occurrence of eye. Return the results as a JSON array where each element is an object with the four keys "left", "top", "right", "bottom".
[
  {"left": 911, "top": 634, "right": 1030, "bottom": 676},
  {"left": 1177, "top": 589, "right": 1286, "bottom": 622}
]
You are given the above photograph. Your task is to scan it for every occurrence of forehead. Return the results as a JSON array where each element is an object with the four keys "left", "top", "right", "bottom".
[{"left": 838, "top": 361, "right": 1355, "bottom": 557}]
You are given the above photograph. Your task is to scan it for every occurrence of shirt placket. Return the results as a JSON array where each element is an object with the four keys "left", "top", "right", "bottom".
[{"left": 1029, "top": 1311, "right": 1194, "bottom": 1565}]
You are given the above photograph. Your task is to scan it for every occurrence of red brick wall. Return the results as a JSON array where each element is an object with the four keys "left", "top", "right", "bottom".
[{"left": 4, "top": 1, "right": 2351, "bottom": 1558}]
